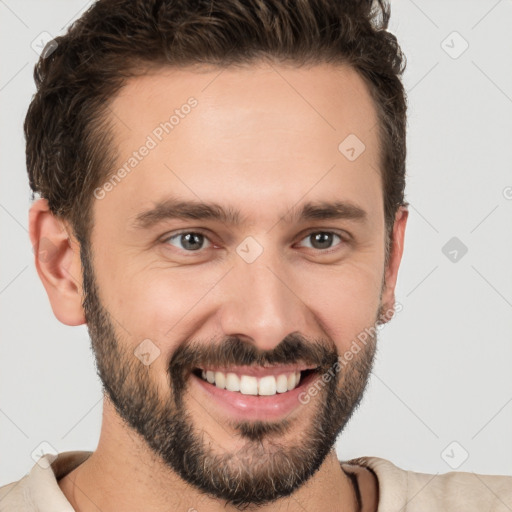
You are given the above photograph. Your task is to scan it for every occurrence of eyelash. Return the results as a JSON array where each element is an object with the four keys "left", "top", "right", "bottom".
[{"left": 161, "top": 229, "right": 348, "bottom": 255}]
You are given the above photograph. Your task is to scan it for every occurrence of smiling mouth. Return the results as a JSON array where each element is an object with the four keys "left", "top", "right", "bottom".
[{"left": 192, "top": 367, "right": 319, "bottom": 396}]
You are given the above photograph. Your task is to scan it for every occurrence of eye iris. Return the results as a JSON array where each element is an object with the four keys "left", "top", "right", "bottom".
[
  {"left": 181, "top": 233, "right": 204, "bottom": 251},
  {"left": 311, "top": 232, "right": 333, "bottom": 249}
]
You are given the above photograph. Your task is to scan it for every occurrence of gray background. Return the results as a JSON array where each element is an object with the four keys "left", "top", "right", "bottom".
[{"left": 1, "top": 0, "right": 511, "bottom": 486}]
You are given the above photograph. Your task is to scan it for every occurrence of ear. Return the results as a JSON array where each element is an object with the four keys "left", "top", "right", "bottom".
[
  {"left": 29, "top": 198, "right": 86, "bottom": 326},
  {"left": 379, "top": 206, "right": 408, "bottom": 323}
]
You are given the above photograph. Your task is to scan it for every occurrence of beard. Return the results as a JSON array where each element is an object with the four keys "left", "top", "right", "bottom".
[{"left": 80, "top": 239, "right": 383, "bottom": 509}]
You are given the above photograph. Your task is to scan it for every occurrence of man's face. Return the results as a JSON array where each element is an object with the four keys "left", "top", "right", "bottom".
[{"left": 82, "top": 62, "right": 400, "bottom": 507}]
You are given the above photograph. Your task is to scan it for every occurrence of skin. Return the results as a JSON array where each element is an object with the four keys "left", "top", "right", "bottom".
[{"left": 29, "top": 61, "right": 407, "bottom": 511}]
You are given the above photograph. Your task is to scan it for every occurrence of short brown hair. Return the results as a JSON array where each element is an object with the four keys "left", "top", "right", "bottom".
[{"left": 25, "top": 0, "right": 408, "bottom": 257}]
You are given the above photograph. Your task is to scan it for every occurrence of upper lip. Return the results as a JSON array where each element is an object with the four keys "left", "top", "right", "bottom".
[{"left": 195, "top": 365, "right": 318, "bottom": 378}]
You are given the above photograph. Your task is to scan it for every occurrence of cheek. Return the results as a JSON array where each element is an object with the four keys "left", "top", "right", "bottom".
[
  {"left": 99, "top": 263, "right": 224, "bottom": 354},
  {"left": 299, "top": 261, "right": 383, "bottom": 351}
]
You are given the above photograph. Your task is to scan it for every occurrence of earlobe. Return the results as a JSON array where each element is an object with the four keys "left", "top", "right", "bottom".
[
  {"left": 29, "top": 198, "right": 86, "bottom": 326},
  {"left": 380, "top": 206, "right": 408, "bottom": 322}
]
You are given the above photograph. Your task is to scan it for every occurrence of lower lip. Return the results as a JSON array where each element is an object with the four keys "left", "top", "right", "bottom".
[{"left": 191, "top": 370, "right": 319, "bottom": 421}]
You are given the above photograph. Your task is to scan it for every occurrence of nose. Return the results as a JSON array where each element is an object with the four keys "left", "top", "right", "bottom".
[{"left": 217, "top": 248, "right": 308, "bottom": 352}]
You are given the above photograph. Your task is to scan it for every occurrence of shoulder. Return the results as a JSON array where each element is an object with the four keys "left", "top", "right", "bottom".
[
  {"left": 343, "top": 456, "right": 512, "bottom": 511},
  {"left": 0, "top": 474, "right": 33, "bottom": 512},
  {"left": 0, "top": 451, "right": 92, "bottom": 512}
]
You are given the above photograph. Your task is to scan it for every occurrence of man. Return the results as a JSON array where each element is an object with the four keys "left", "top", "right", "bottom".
[{"left": 1, "top": 0, "right": 511, "bottom": 510}]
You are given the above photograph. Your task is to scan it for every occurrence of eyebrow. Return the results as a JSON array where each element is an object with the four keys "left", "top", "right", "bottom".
[{"left": 131, "top": 197, "right": 367, "bottom": 230}]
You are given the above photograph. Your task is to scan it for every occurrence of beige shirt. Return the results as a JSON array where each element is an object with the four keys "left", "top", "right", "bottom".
[{"left": 1, "top": 451, "right": 511, "bottom": 511}]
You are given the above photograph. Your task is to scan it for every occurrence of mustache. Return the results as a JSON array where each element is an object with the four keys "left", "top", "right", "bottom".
[{"left": 168, "top": 333, "right": 339, "bottom": 392}]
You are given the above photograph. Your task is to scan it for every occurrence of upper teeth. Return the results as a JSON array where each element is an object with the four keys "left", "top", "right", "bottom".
[{"left": 200, "top": 370, "right": 301, "bottom": 395}]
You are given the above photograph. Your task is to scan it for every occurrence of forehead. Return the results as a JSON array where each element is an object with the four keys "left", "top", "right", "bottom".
[{"left": 96, "top": 62, "right": 383, "bottom": 230}]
